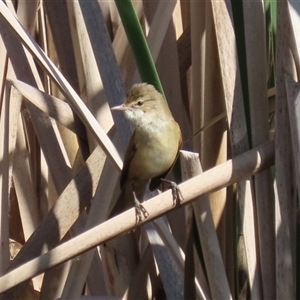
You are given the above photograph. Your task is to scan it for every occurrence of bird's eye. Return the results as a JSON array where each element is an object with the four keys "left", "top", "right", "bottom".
[{"left": 136, "top": 100, "right": 144, "bottom": 107}]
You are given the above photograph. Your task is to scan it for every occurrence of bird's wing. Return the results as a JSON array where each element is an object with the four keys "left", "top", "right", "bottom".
[
  {"left": 149, "top": 131, "right": 182, "bottom": 191},
  {"left": 120, "top": 130, "right": 137, "bottom": 188}
]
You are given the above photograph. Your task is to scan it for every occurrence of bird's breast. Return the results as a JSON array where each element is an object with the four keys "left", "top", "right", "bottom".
[{"left": 128, "top": 120, "right": 180, "bottom": 181}]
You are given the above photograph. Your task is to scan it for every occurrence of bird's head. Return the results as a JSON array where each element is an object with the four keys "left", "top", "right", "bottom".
[{"left": 111, "top": 83, "right": 172, "bottom": 128}]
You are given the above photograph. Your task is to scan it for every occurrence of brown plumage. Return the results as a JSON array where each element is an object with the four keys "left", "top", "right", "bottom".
[{"left": 110, "top": 83, "right": 182, "bottom": 217}]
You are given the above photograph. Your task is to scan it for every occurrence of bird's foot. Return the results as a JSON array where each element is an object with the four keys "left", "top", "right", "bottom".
[
  {"left": 161, "top": 179, "right": 184, "bottom": 207},
  {"left": 133, "top": 192, "right": 149, "bottom": 223}
]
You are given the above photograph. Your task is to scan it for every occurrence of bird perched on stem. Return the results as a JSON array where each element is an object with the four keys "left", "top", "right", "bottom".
[{"left": 110, "top": 83, "right": 182, "bottom": 221}]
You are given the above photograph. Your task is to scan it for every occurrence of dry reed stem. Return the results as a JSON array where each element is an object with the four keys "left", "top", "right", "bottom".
[{"left": 0, "top": 140, "right": 274, "bottom": 294}]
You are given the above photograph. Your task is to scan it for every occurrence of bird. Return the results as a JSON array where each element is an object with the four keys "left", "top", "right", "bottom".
[{"left": 109, "top": 83, "right": 182, "bottom": 221}]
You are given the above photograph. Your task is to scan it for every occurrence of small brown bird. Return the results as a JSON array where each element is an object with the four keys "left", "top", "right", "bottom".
[{"left": 110, "top": 83, "right": 182, "bottom": 219}]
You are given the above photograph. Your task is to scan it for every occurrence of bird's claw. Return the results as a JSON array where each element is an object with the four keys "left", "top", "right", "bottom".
[
  {"left": 133, "top": 192, "right": 149, "bottom": 224},
  {"left": 161, "top": 179, "right": 184, "bottom": 206}
]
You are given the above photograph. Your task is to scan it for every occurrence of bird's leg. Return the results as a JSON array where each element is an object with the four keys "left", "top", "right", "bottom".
[
  {"left": 133, "top": 191, "right": 149, "bottom": 223},
  {"left": 160, "top": 178, "right": 184, "bottom": 206}
]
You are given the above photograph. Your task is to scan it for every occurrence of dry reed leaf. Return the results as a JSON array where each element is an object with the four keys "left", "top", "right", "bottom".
[
  {"left": 0, "top": 37, "right": 8, "bottom": 103},
  {"left": 275, "top": 1, "right": 297, "bottom": 298},
  {"left": 16, "top": 0, "right": 39, "bottom": 37},
  {"left": 73, "top": 1, "right": 130, "bottom": 152},
  {"left": 211, "top": 1, "right": 262, "bottom": 297},
  {"left": 286, "top": 74, "right": 300, "bottom": 198},
  {"left": 180, "top": 150, "right": 232, "bottom": 299},
  {"left": 137, "top": 196, "right": 186, "bottom": 298},
  {"left": 61, "top": 250, "right": 103, "bottom": 299},
  {"left": 43, "top": 1, "right": 79, "bottom": 95},
  {"left": 101, "top": 232, "right": 140, "bottom": 296},
  {"left": 177, "top": 24, "right": 191, "bottom": 79},
  {"left": 85, "top": 250, "right": 107, "bottom": 296},
  {"left": 113, "top": 1, "right": 143, "bottom": 89},
  {"left": 39, "top": 4, "right": 78, "bottom": 288},
  {"left": 123, "top": 244, "right": 158, "bottom": 299},
  {"left": 3, "top": 146, "right": 106, "bottom": 299},
  {"left": 288, "top": 2, "right": 300, "bottom": 73},
  {"left": 67, "top": 3, "right": 143, "bottom": 296},
  {"left": 132, "top": 0, "right": 177, "bottom": 82},
  {"left": 242, "top": 1, "right": 275, "bottom": 298},
  {"left": 184, "top": 228, "right": 209, "bottom": 300},
  {"left": 181, "top": 152, "right": 210, "bottom": 300},
  {"left": 66, "top": 0, "right": 113, "bottom": 134},
  {"left": 243, "top": 1, "right": 270, "bottom": 147},
  {"left": 0, "top": 84, "right": 22, "bottom": 275},
  {"left": 109, "top": 1, "right": 121, "bottom": 37},
  {"left": 39, "top": 261, "right": 72, "bottom": 300},
  {"left": 0, "top": 1, "right": 123, "bottom": 169},
  {"left": 13, "top": 116, "right": 40, "bottom": 240},
  {"left": 284, "top": 73, "right": 300, "bottom": 296},
  {"left": 144, "top": 221, "right": 184, "bottom": 299},
  {"left": 190, "top": 0, "right": 205, "bottom": 151},
  {"left": 10, "top": 79, "right": 86, "bottom": 138},
  {"left": 153, "top": 218, "right": 185, "bottom": 275},
  {"left": 143, "top": 205, "right": 186, "bottom": 297},
  {"left": 197, "top": 2, "right": 228, "bottom": 262},
  {"left": 153, "top": 12, "right": 191, "bottom": 146},
  {"left": 179, "top": 0, "right": 190, "bottom": 31},
  {"left": 141, "top": 4, "right": 192, "bottom": 268},
  {"left": 61, "top": 157, "right": 120, "bottom": 298},
  {"left": 0, "top": 7, "right": 74, "bottom": 199}
]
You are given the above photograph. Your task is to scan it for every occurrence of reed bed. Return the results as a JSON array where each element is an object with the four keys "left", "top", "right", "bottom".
[{"left": 0, "top": 0, "right": 298, "bottom": 299}]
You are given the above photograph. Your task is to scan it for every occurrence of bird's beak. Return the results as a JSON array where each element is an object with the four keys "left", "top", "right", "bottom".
[{"left": 111, "top": 104, "right": 127, "bottom": 111}]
